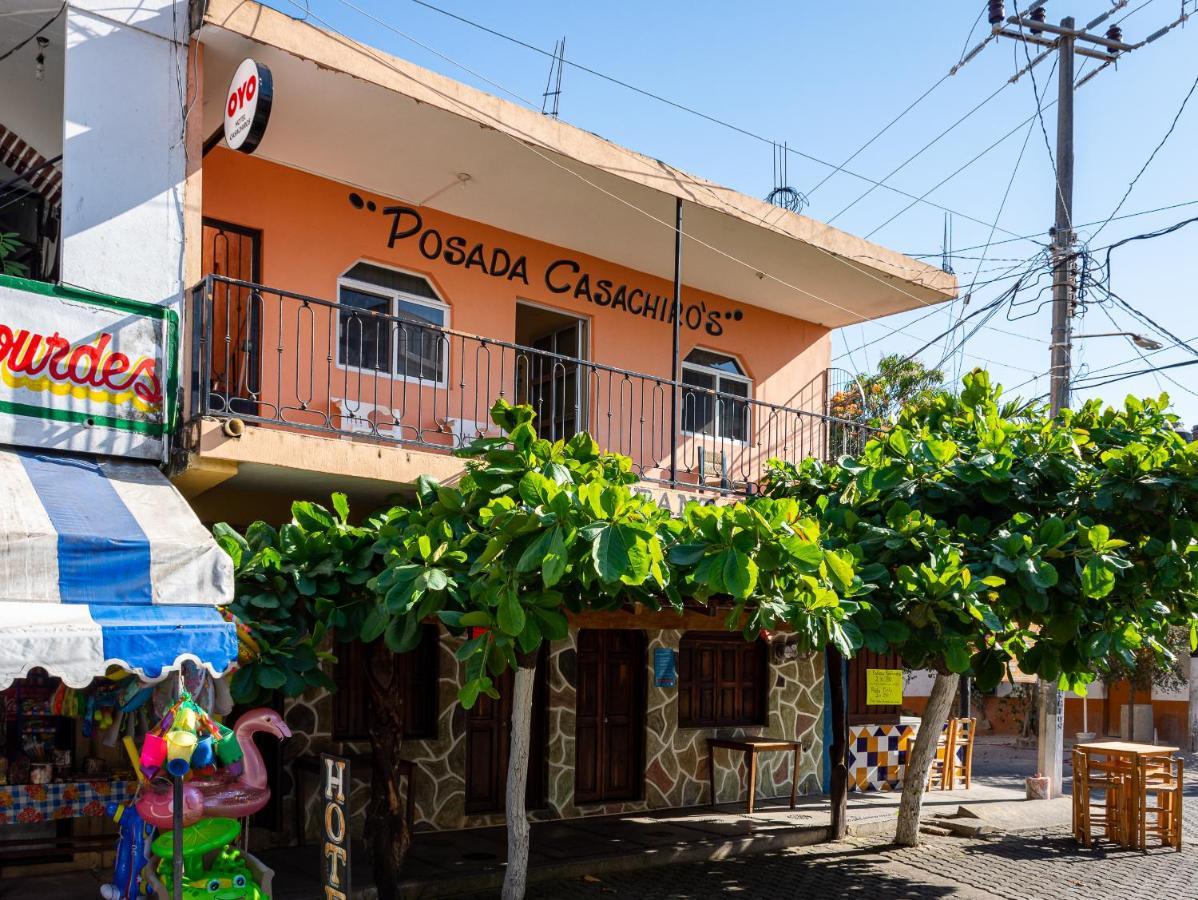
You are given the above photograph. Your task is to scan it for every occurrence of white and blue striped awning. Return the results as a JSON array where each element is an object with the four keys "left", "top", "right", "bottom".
[{"left": 0, "top": 449, "right": 237, "bottom": 689}]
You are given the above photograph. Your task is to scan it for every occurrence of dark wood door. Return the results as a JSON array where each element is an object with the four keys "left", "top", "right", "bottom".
[
  {"left": 201, "top": 219, "right": 262, "bottom": 416},
  {"left": 464, "top": 648, "right": 549, "bottom": 814},
  {"left": 575, "top": 629, "right": 646, "bottom": 804}
]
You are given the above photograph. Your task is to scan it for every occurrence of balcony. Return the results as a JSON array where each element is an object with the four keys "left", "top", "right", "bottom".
[{"left": 188, "top": 275, "right": 869, "bottom": 497}]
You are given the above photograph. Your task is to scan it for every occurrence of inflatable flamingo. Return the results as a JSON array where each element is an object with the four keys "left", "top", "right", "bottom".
[{"left": 136, "top": 709, "right": 291, "bottom": 829}]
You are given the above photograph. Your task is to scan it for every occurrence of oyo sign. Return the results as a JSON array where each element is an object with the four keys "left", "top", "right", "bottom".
[{"left": 224, "top": 58, "right": 273, "bottom": 154}]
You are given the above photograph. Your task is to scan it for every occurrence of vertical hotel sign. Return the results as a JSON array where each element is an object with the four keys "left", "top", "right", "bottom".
[
  {"left": 0, "top": 276, "right": 176, "bottom": 461},
  {"left": 321, "top": 754, "right": 350, "bottom": 899}
]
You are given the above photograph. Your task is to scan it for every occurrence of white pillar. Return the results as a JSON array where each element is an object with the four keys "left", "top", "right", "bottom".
[
  {"left": 61, "top": 1, "right": 190, "bottom": 306},
  {"left": 1036, "top": 682, "right": 1064, "bottom": 797}
]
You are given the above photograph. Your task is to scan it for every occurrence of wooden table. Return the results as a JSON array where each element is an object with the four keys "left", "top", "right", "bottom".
[
  {"left": 707, "top": 737, "right": 802, "bottom": 814},
  {"left": 1075, "top": 741, "right": 1178, "bottom": 848}
]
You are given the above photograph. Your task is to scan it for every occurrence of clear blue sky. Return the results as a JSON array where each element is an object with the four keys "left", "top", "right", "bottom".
[{"left": 265, "top": 0, "right": 1198, "bottom": 424}]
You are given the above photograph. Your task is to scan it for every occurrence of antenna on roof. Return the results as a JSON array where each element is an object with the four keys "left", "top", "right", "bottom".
[
  {"left": 940, "top": 213, "right": 955, "bottom": 275},
  {"left": 541, "top": 37, "right": 566, "bottom": 118},
  {"left": 765, "top": 142, "right": 808, "bottom": 215}
]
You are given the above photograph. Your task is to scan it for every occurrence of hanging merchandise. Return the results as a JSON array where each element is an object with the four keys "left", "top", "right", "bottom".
[
  {"left": 99, "top": 802, "right": 154, "bottom": 900},
  {"left": 134, "top": 697, "right": 290, "bottom": 830}
]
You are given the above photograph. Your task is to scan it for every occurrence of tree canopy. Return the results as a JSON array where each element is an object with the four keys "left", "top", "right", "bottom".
[{"left": 765, "top": 370, "right": 1198, "bottom": 692}]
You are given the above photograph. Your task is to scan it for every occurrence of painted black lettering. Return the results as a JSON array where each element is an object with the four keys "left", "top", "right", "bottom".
[
  {"left": 685, "top": 303, "right": 703, "bottom": 330},
  {"left": 489, "top": 248, "right": 511, "bottom": 278},
  {"left": 545, "top": 259, "right": 578, "bottom": 293},
  {"left": 594, "top": 279, "right": 612, "bottom": 306},
  {"left": 419, "top": 229, "right": 442, "bottom": 260},
  {"left": 575, "top": 274, "right": 595, "bottom": 304},
  {"left": 384, "top": 206, "right": 422, "bottom": 247},
  {"left": 705, "top": 309, "right": 724, "bottom": 336},
  {"left": 509, "top": 257, "right": 529, "bottom": 284},
  {"left": 465, "top": 243, "right": 488, "bottom": 272},
  {"left": 641, "top": 292, "right": 659, "bottom": 319},
  {"left": 443, "top": 235, "right": 467, "bottom": 266},
  {"left": 622, "top": 286, "right": 640, "bottom": 315}
]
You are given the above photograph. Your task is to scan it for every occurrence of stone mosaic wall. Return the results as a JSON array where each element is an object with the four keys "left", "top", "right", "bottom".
[{"left": 282, "top": 624, "right": 825, "bottom": 840}]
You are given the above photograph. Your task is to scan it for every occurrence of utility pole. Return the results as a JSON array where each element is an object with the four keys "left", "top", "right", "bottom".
[{"left": 994, "top": 0, "right": 1136, "bottom": 800}]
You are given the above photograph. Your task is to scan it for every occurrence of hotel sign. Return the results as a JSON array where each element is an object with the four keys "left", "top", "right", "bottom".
[
  {"left": 0, "top": 276, "right": 177, "bottom": 461},
  {"left": 321, "top": 754, "right": 351, "bottom": 900},
  {"left": 224, "top": 58, "right": 273, "bottom": 154}
]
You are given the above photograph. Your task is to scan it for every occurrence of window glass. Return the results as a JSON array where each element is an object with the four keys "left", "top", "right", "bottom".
[
  {"left": 338, "top": 287, "right": 392, "bottom": 371},
  {"left": 337, "top": 265, "right": 446, "bottom": 381},
  {"left": 684, "top": 347, "right": 745, "bottom": 375},
  {"left": 681, "top": 350, "right": 750, "bottom": 440},
  {"left": 343, "top": 262, "right": 439, "bottom": 299}
]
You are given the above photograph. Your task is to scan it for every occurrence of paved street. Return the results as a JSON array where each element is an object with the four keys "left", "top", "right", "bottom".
[
  {"left": 523, "top": 749, "right": 1198, "bottom": 900},
  {"left": 526, "top": 826, "right": 1198, "bottom": 899}
]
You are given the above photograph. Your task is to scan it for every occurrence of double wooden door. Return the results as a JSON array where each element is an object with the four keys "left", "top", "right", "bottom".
[{"left": 574, "top": 630, "right": 646, "bottom": 804}]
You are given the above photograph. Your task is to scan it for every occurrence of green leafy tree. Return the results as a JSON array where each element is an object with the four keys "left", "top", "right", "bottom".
[
  {"left": 217, "top": 400, "right": 863, "bottom": 897},
  {"left": 829, "top": 354, "right": 944, "bottom": 424},
  {"left": 766, "top": 371, "right": 1198, "bottom": 845}
]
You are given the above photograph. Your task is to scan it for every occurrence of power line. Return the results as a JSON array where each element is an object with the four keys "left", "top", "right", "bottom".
[
  {"left": 1071, "top": 356, "right": 1198, "bottom": 390},
  {"left": 288, "top": 0, "right": 1056, "bottom": 376},
  {"left": 904, "top": 198, "right": 1198, "bottom": 257},
  {"left": 404, "top": 0, "right": 1043, "bottom": 243},
  {"left": 1088, "top": 67, "right": 1198, "bottom": 242}
]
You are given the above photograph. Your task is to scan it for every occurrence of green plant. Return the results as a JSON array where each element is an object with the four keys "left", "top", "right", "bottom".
[{"left": 0, "top": 232, "right": 29, "bottom": 277}]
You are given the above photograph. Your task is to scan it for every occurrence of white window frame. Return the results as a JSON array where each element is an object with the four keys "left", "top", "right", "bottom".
[
  {"left": 335, "top": 266, "right": 450, "bottom": 389},
  {"left": 680, "top": 349, "right": 752, "bottom": 443}
]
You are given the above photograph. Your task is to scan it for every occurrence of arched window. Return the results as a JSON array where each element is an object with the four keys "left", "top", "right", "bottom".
[
  {"left": 677, "top": 632, "right": 768, "bottom": 728},
  {"left": 336, "top": 262, "right": 448, "bottom": 383},
  {"left": 681, "top": 348, "right": 751, "bottom": 442}
]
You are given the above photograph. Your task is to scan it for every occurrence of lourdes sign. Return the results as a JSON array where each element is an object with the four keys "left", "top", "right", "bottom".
[{"left": 0, "top": 275, "right": 177, "bottom": 461}]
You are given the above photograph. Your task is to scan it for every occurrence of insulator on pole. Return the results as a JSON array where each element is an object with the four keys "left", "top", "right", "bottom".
[
  {"left": 1030, "top": 7, "right": 1047, "bottom": 35},
  {"left": 988, "top": 0, "right": 1006, "bottom": 26},
  {"left": 1105, "top": 24, "right": 1123, "bottom": 45}
]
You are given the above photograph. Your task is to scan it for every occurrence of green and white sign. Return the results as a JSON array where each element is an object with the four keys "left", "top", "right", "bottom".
[{"left": 0, "top": 276, "right": 178, "bottom": 460}]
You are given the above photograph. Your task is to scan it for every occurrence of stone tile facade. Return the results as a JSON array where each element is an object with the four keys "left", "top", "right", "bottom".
[{"left": 282, "top": 624, "right": 824, "bottom": 840}]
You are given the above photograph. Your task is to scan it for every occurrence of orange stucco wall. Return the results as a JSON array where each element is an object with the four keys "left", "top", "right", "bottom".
[{"left": 200, "top": 149, "right": 833, "bottom": 482}]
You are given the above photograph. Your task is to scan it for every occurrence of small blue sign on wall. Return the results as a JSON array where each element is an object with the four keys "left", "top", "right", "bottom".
[{"left": 653, "top": 647, "right": 677, "bottom": 688}]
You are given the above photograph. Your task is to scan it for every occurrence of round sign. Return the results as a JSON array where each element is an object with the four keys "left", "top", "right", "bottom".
[{"left": 223, "top": 58, "right": 273, "bottom": 154}]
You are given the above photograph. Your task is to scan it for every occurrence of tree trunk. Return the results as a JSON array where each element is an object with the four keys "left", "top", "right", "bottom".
[
  {"left": 365, "top": 643, "right": 410, "bottom": 900},
  {"left": 826, "top": 645, "right": 848, "bottom": 840},
  {"left": 502, "top": 660, "right": 537, "bottom": 900},
  {"left": 1188, "top": 657, "right": 1198, "bottom": 752},
  {"left": 894, "top": 670, "right": 959, "bottom": 848}
]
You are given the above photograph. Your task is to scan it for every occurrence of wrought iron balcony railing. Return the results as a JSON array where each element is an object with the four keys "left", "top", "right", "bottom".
[{"left": 189, "top": 275, "right": 870, "bottom": 495}]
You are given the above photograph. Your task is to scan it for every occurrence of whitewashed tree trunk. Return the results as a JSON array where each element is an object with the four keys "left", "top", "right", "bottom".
[
  {"left": 894, "top": 671, "right": 960, "bottom": 847},
  {"left": 501, "top": 663, "right": 536, "bottom": 900},
  {"left": 1188, "top": 657, "right": 1198, "bottom": 752}
]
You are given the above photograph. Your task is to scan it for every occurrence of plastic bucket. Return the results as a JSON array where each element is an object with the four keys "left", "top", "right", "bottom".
[
  {"left": 164, "top": 731, "right": 196, "bottom": 776},
  {"left": 140, "top": 733, "right": 167, "bottom": 769},
  {"left": 191, "top": 736, "right": 215, "bottom": 768},
  {"left": 215, "top": 729, "right": 243, "bottom": 765}
]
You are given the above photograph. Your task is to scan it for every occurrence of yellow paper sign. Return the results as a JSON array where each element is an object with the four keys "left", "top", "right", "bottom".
[{"left": 866, "top": 669, "right": 903, "bottom": 705}]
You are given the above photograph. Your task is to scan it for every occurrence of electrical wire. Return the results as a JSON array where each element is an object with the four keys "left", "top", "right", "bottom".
[
  {"left": 904, "top": 198, "right": 1198, "bottom": 257},
  {"left": 1088, "top": 68, "right": 1198, "bottom": 243},
  {"left": 286, "top": 0, "right": 1053, "bottom": 376},
  {"left": 1071, "top": 357, "right": 1198, "bottom": 390},
  {"left": 0, "top": 3, "right": 64, "bottom": 64},
  {"left": 403, "top": 0, "right": 1041, "bottom": 243}
]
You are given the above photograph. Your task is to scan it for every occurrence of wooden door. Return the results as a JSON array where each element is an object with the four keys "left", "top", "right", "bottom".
[
  {"left": 464, "top": 649, "right": 548, "bottom": 814},
  {"left": 201, "top": 219, "right": 262, "bottom": 415},
  {"left": 574, "top": 630, "right": 646, "bottom": 804}
]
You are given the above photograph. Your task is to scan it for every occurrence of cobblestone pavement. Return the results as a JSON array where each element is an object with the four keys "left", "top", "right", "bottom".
[
  {"left": 523, "top": 755, "right": 1198, "bottom": 900},
  {"left": 525, "top": 828, "right": 1198, "bottom": 899}
]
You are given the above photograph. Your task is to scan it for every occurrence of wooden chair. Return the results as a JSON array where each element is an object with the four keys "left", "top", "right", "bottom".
[
  {"left": 926, "top": 718, "right": 958, "bottom": 791},
  {"left": 950, "top": 717, "right": 976, "bottom": 790},
  {"left": 1137, "top": 756, "right": 1184, "bottom": 851},
  {"left": 1075, "top": 749, "right": 1131, "bottom": 847}
]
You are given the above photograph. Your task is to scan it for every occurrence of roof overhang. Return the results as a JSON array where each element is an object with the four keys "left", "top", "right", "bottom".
[{"left": 199, "top": 0, "right": 956, "bottom": 328}]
